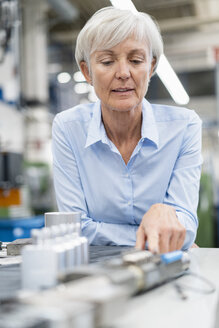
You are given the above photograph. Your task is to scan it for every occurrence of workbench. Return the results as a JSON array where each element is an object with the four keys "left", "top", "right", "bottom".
[{"left": 0, "top": 247, "right": 219, "bottom": 328}]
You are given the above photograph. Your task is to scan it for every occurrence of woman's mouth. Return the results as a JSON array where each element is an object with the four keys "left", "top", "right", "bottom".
[{"left": 112, "top": 88, "right": 134, "bottom": 93}]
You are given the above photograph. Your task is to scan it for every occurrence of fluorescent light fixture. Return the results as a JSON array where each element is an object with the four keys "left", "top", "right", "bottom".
[
  {"left": 110, "top": 0, "right": 138, "bottom": 12},
  {"left": 73, "top": 71, "right": 86, "bottom": 82},
  {"left": 156, "top": 55, "right": 189, "bottom": 105},
  {"left": 57, "top": 72, "right": 71, "bottom": 84},
  {"left": 74, "top": 82, "right": 90, "bottom": 94},
  {"left": 109, "top": 0, "right": 190, "bottom": 105}
]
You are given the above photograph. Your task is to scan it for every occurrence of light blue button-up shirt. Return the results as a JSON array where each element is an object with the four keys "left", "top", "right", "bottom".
[{"left": 52, "top": 98, "right": 202, "bottom": 249}]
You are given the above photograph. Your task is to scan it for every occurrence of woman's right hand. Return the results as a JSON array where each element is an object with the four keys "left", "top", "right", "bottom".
[{"left": 135, "top": 203, "right": 186, "bottom": 253}]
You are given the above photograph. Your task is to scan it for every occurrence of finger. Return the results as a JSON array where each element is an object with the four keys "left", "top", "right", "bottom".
[
  {"left": 147, "top": 232, "right": 159, "bottom": 254},
  {"left": 159, "top": 230, "right": 171, "bottom": 254},
  {"left": 135, "top": 226, "right": 147, "bottom": 250},
  {"left": 169, "top": 232, "right": 179, "bottom": 252},
  {"left": 176, "top": 228, "right": 186, "bottom": 250}
]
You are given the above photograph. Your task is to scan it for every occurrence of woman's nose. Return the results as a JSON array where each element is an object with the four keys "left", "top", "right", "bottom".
[{"left": 115, "top": 61, "right": 131, "bottom": 79}]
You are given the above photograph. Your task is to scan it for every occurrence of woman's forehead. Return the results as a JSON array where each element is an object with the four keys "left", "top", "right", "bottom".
[{"left": 92, "top": 37, "right": 151, "bottom": 56}]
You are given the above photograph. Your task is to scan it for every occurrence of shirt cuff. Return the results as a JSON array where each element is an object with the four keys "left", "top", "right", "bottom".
[{"left": 176, "top": 211, "right": 198, "bottom": 250}]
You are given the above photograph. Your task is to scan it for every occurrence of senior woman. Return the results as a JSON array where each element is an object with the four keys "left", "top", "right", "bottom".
[{"left": 52, "top": 7, "right": 202, "bottom": 253}]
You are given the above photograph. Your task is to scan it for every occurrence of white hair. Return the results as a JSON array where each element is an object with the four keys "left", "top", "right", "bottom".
[{"left": 75, "top": 7, "right": 163, "bottom": 74}]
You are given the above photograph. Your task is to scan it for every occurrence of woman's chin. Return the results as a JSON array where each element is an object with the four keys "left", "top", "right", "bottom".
[{"left": 109, "top": 101, "right": 140, "bottom": 113}]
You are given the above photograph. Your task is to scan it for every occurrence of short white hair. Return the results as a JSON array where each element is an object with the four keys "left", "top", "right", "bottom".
[{"left": 75, "top": 6, "right": 163, "bottom": 74}]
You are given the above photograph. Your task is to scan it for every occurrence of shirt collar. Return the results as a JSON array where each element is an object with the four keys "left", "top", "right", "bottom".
[
  {"left": 85, "top": 98, "right": 159, "bottom": 148},
  {"left": 85, "top": 100, "right": 103, "bottom": 148},
  {"left": 141, "top": 98, "right": 159, "bottom": 147}
]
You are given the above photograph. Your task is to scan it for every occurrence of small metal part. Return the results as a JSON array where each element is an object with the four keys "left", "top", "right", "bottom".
[
  {"left": 7, "top": 238, "right": 32, "bottom": 256},
  {"left": 122, "top": 250, "right": 153, "bottom": 265},
  {"left": 127, "top": 265, "right": 145, "bottom": 291}
]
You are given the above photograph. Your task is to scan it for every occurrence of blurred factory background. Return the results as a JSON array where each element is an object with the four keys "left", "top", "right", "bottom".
[{"left": 0, "top": 0, "right": 219, "bottom": 246}]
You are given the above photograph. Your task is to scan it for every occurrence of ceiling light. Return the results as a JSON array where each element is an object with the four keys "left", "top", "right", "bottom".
[
  {"left": 73, "top": 71, "right": 86, "bottom": 82},
  {"left": 57, "top": 72, "right": 71, "bottom": 84},
  {"left": 74, "top": 82, "right": 90, "bottom": 94},
  {"left": 156, "top": 55, "right": 189, "bottom": 105},
  {"left": 110, "top": 0, "right": 137, "bottom": 12}
]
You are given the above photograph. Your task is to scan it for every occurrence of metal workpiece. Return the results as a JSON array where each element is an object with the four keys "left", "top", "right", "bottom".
[
  {"left": 102, "top": 250, "right": 189, "bottom": 294},
  {"left": 59, "top": 250, "right": 190, "bottom": 297},
  {"left": 2, "top": 238, "right": 32, "bottom": 257},
  {"left": 106, "top": 255, "right": 183, "bottom": 294},
  {"left": 103, "top": 250, "right": 158, "bottom": 294},
  {"left": 122, "top": 249, "right": 154, "bottom": 265},
  {"left": 106, "top": 266, "right": 141, "bottom": 295},
  {"left": 158, "top": 251, "right": 190, "bottom": 282},
  {"left": 138, "top": 251, "right": 190, "bottom": 291},
  {"left": 21, "top": 222, "right": 89, "bottom": 290}
]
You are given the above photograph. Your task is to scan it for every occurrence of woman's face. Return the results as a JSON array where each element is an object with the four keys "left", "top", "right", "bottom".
[{"left": 80, "top": 37, "right": 155, "bottom": 114}]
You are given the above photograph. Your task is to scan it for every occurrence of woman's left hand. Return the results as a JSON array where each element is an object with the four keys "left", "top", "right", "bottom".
[{"left": 135, "top": 203, "right": 186, "bottom": 253}]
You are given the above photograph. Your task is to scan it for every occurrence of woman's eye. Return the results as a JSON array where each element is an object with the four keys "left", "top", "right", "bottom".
[
  {"left": 101, "top": 61, "right": 113, "bottom": 66},
  {"left": 131, "top": 60, "right": 142, "bottom": 64}
]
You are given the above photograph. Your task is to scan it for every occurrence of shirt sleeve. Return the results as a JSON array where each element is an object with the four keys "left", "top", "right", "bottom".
[
  {"left": 52, "top": 115, "right": 138, "bottom": 246},
  {"left": 163, "top": 111, "right": 202, "bottom": 250}
]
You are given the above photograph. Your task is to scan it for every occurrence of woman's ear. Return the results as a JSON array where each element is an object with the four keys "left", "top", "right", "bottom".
[
  {"left": 149, "top": 57, "right": 156, "bottom": 78},
  {"left": 80, "top": 61, "right": 92, "bottom": 85}
]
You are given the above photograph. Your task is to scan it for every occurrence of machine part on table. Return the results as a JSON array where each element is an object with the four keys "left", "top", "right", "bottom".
[
  {"left": 122, "top": 249, "right": 154, "bottom": 265},
  {"left": 21, "top": 222, "right": 89, "bottom": 290},
  {"left": 71, "top": 249, "right": 190, "bottom": 295},
  {"left": 108, "top": 249, "right": 190, "bottom": 293},
  {"left": 1, "top": 245, "right": 190, "bottom": 328},
  {"left": 44, "top": 211, "right": 81, "bottom": 227},
  {"left": 20, "top": 249, "right": 189, "bottom": 327},
  {"left": 6, "top": 238, "right": 32, "bottom": 256}
]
